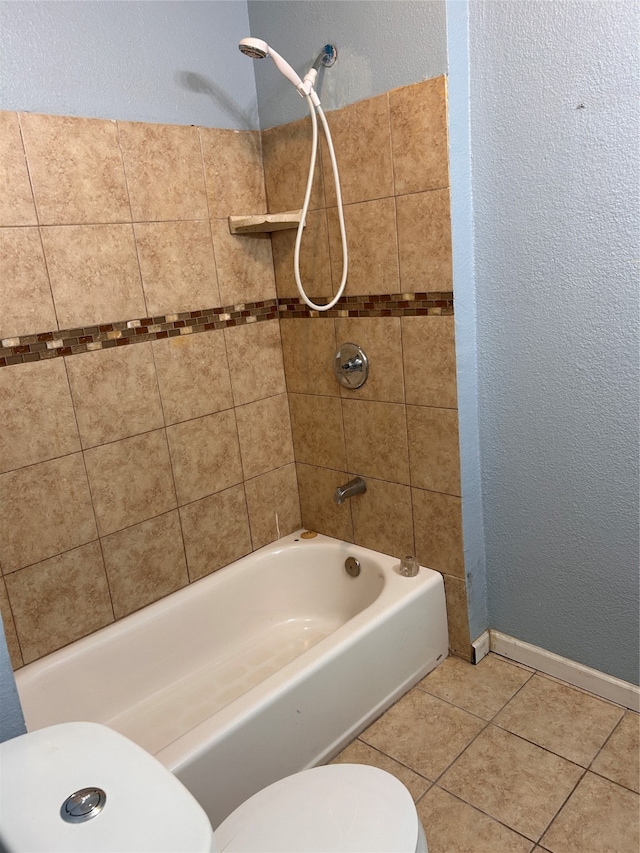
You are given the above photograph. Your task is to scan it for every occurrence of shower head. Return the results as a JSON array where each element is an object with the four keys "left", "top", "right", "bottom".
[
  {"left": 239, "top": 37, "right": 307, "bottom": 95},
  {"left": 238, "top": 37, "right": 269, "bottom": 60}
]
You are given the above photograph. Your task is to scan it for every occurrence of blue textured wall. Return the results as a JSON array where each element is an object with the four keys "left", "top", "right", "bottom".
[
  {"left": 0, "top": 1, "right": 258, "bottom": 129},
  {"left": 469, "top": 1, "right": 639, "bottom": 683},
  {"left": 247, "top": 1, "right": 448, "bottom": 128}
]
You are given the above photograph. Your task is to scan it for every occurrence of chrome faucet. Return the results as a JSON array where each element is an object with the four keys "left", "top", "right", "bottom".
[{"left": 334, "top": 477, "right": 366, "bottom": 504}]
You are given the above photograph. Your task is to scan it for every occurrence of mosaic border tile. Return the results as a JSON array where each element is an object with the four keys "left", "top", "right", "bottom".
[{"left": 0, "top": 292, "right": 453, "bottom": 368}]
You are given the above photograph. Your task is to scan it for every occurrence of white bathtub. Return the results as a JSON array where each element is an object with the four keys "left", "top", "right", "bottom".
[{"left": 16, "top": 531, "right": 448, "bottom": 827}]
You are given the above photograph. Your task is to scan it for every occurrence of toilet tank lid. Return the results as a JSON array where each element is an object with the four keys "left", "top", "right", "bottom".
[
  {"left": 215, "top": 764, "right": 420, "bottom": 853},
  {"left": 0, "top": 722, "right": 215, "bottom": 853}
]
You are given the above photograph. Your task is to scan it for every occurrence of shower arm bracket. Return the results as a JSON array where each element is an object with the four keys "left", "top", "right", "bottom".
[{"left": 228, "top": 209, "right": 303, "bottom": 235}]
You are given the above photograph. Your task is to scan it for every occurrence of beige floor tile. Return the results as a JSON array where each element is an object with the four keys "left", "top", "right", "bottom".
[
  {"left": 439, "top": 725, "right": 584, "bottom": 841},
  {"left": 360, "top": 688, "right": 485, "bottom": 780},
  {"left": 416, "top": 786, "right": 535, "bottom": 853},
  {"left": 418, "top": 653, "right": 533, "bottom": 720},
  {"left": 591, "top": 711, "right": 640, "bottom": 793},
  {"left": 541, "top": 771, "right": 639, "bottom": 853},
  {"left": 494, "top": 673, "right": 624, "bottom": 767},
  {"left": 331, "top": 739, "right": 430, "bottom": 803}
]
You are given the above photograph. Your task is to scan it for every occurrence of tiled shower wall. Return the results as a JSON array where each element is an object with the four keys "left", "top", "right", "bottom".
[
  {"left": 0, "top": 74, "right": 470, "bottom": 670},
  {"left": 0, "top": 112, "right": 301, "bottom": 669},
  {"left": 265, "top": 77, "right": 470, "bottom": 658}
]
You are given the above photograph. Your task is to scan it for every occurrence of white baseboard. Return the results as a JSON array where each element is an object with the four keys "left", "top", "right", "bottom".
[
  {"left": 490, "top": 630, "right": 640, "bottom": 712},
  {"left": 471, "top": 630, "right": 491, "bottom": 664}
]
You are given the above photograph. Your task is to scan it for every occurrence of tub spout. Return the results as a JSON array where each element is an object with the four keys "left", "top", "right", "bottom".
[{"left": 334, "top": 477, "right": 366, "bottom": 504}]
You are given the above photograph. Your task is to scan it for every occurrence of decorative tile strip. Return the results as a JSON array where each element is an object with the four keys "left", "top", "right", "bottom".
[{"left": 0, "top": 291, "right": 453, "bottom": 368}]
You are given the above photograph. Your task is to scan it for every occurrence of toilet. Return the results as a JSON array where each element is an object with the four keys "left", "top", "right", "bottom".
[{"left": 0, "top": 722, "right": 428, "bottom": 852}]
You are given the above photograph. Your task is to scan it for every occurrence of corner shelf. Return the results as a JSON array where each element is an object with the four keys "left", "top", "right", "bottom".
[{"left": 228, "top": 210, "right": 302, "bottom": 235}]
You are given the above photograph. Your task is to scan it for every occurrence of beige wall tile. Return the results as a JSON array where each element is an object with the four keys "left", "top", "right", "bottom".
[
  {"left": 351, "top": 478, "right": 414, "bottom": 559},
  {"left": 407, "top": 405, "right": 461, "bottom": 495},
  {"left": 0, "top": 453, "right": 98, "bottom": 573},
  {"left": 335, "top": 317, "right": 404, "bottom": 403},
  {"left": 443, "top": 574, "right": 471, "bottom": 657},
  {"left": 5, "top": 541, "right": 113, "bottom": 664},
  {"left": 280, "top": 317, "right": 337, "bottom": 396},
  {"left": 66, "top": 343, "right": 164, "bottom": 448},
  {"left": 134, "top": 220, "right": 220, "bottom": 316},
  {"left": 591, "top": 711, "right": 640, "bottom": 793},
  {"left": 541, "top": 771, "right": 639, "bottom": 853},
  {"left": 0, "top": 577, "right": 23, "bottom": 669},
  {"left": 235, "top": 393, "right": 294, "bottom": 480},
  {"left": 0, "top": 359, "right": 80, "bottom": 473},
  {"left": 244, "top": 463, "right": 301, "bottom": 550},
  {"left": 20, "top": 112, "right": 130, "bottom": 225},
  {"left": 0, "top": 112, "right": 37, "bottom": 226},
  {"left": 289, "top": 393, "right": 346, "bottom": 469},
  {"left": 296, "top": 463, "right": 354, "bottom": 542},
  {"left": 200, "top": 128, "right": 266, "bottom": 218},
  {"left": 225, "top": 320, "right": 286, "bottom": 405},
  {"left": 166, "top": 409, "right": 243, "bottom": 506},
  {"left": 402, "top": 315, "right": 457, "bottom": 408},
  {"left": 321, "top": 95, "right": 394, "bottom": 206},
  {"left": 416, "top": 786, "right": 534, "bottom": 853},
  {"left": 390, "top": 76, "right": 449, "bottom": 195},
  {"left": 413, "top": 488, "right": 464, "bottom": 578},
  {"left": 180, "top": 484, "right": 252, "bottom": 582},
  {"left": 327, "top": 198, "right": 399, "bottom": 296},
  {"left": 152, "top": 330, "right": 233, "bottom": 425},
  {"left": 440, "top": 725, "right": 584, "bottom": 841},
  {"left": 262, "top": 118, "right": 324, "bottom": 212},
  {"left": 0, "top": 227, "right": 57, "bottom": 339},
  {"left": 360, "top": 688, "right": 485, "bottom": 780},
  {"left": 271, "top": 209, "right": 333, "bottom": 300},
  {"left": 101, "top": 510, "right": 188, "bottom": 619},
  {"left": 210, "top": 220, "right": 276, "bottom": 305},
  {"left": 342, "top": 399, "right": 410, "bottom": 485},
  {"left": 84, "top": 429, "right": 176, "bottom": 536},
  {"left": 118, "top": 121, "right": 207, "bottom": 221},
  {"left": 42, "top": 224, "right": 146, "bottom": 328},
  {"left": 494, "top": 674, "right": 624, "bottom": 768},
  {"left": 396, "top": 189, "right": 452, "bottom": 292}
]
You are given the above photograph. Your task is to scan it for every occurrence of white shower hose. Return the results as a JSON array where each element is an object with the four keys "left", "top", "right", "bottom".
[{"left": 294, "top": 93, "right": 348, "bottom": 311}]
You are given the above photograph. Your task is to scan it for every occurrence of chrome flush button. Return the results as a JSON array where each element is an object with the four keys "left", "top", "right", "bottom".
[{"left": 61, "top": 787, "right": 106, "bottom": 823}]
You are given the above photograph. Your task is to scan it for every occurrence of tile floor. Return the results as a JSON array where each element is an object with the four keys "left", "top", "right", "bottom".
[{"left": 330, "top": 653, "right": 640, "bottom": 853}]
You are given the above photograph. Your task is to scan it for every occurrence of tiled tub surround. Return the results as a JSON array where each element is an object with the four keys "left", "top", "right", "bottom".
[
  {"left": 265, "top": 77, "right": 469, "bottom": 658},
  {"left": 0, "top": 75, "right": 469, "bottom": 668},
  {"left": 0, "top": 109, "right": 299, "bottom": 670}
]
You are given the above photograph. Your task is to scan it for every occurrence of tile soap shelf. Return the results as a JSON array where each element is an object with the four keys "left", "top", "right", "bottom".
[{"left": 228, "top": 210, "right": 303, "bottom": 235}]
